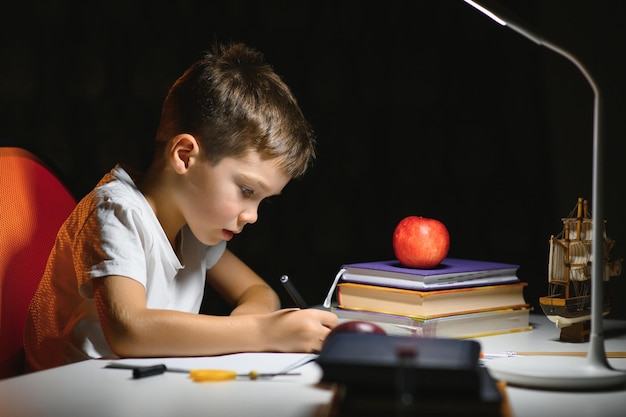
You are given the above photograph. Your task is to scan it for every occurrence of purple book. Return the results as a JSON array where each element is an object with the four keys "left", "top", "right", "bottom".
[{"left": 341, "top": 258, "right": 519, "bottom": 287}]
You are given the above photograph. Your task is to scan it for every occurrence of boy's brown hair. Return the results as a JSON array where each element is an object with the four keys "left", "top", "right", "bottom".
[{"left": 155, "top": 42, "right": 315, "bottom": 178}]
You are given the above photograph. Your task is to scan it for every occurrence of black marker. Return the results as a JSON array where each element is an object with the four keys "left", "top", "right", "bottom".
[
  {"left": 133, "top": 364, "right": 168, "bottom": 379},
  {"left": 280, "top": 275, "right": 308, "bottom": 308}
]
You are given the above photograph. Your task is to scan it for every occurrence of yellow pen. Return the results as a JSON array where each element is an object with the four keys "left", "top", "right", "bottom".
[
  {"left": 105, "top": 363, "right": 301, "bottom": 381},
  {"left": 189, "top": 369, "right": 274, "bottom": 382}
]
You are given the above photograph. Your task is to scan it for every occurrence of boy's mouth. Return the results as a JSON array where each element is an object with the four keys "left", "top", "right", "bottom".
[{"left": 222, "top": 229, "right": 235, "bottom": 240}]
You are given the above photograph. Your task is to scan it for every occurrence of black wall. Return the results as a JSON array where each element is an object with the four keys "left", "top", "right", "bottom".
[{"left": 2, "top": 1, "right": 625, "bottom": 319}]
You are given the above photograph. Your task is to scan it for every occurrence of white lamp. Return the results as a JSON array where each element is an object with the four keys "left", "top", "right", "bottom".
[{"left": 463, "top": 0, "right": 626, "bottom": 389}]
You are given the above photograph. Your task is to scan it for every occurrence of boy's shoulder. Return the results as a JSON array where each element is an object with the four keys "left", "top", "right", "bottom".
[
  {"left": 83, "top": 165, "right": 150, "bottom": 216},
  {"left": 95, "top": 165, "right": 140, "bottom": 198}
]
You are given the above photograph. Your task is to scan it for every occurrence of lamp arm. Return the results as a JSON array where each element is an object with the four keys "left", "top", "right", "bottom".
[
  {"left": 506, "top": 20, "right": 607, "bottom": 368},
  {"left": 465, "top": 0, "right": 608, "bottom": 366}
]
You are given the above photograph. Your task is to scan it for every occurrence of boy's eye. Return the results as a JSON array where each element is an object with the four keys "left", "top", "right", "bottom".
[{"left": 240, "top": 186, "right": 254, "bottom": 197}]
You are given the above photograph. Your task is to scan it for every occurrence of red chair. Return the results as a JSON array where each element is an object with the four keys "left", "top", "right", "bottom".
[{"left": 0, "top": 147, "right": 76, "bottom": 378}]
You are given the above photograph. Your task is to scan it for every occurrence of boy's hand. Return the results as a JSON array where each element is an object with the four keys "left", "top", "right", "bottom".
[{"left": 262, "top": 308, "right": 338, "bottom": 353}]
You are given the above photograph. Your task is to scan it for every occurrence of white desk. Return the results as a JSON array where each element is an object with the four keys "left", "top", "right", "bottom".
[
  {"left": 1, "top": 315, "right": 625, "bottom": 417},
  {"left": 0, "top": 352, "right": 333, "bottom": 417},
  {"left": 475, "top": 314, "right": 626, "bottom": 417}
]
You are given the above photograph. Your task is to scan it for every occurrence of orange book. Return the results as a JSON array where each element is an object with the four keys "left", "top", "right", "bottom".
[{"left": 337, "top": 281, "right": 528, "bottom": 319}]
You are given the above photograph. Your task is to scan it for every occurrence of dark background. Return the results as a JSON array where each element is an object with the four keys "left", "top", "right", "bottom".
[{"left": 2, "top": 1, "right": 625, "bottom": 319}]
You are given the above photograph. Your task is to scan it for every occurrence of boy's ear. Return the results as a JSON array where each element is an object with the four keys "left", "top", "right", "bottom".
[{"left": 169, "top": 134, "right": 200, "bottom": 174}]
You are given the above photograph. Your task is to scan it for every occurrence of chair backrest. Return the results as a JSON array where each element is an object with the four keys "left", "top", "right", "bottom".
[{"left": 0, "top": 147, "right": 76, "bottom": 378}]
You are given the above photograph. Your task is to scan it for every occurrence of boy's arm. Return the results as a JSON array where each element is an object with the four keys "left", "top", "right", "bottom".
[
  {"left": 92, "top": 266, "right": 338, "bottom": 358},
  {"left": 205, "top": 248, "right": 281, "bottom": 316}
]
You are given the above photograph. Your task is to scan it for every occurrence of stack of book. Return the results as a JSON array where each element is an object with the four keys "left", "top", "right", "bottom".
[{"left": 326, "top": 258, "right": 532, "bottom": 338}]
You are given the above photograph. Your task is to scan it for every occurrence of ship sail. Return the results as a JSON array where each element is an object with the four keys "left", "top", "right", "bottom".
[
  {"left": 547, "top": 240, "right": 590, "bottom": 283},
  {"left": 568, "top": 241, "right": 591, "bottom": 282}
]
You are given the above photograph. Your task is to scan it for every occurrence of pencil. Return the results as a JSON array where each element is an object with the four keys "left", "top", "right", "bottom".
[
  {"left": 280, "top": 275, "right": 308, "bottom": 308},
  {"left": 516, "top": 351, "right": 626, "bottom": 358},
  {"left": 482, "top": 351, "right": 626, "bottom": 358}
]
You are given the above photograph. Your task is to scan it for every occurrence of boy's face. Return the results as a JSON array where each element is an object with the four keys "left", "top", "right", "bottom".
[{"left": 180, "top": 151, "right": 290, "bottom": 246}]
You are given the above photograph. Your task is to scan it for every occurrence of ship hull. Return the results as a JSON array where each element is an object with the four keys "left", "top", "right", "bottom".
[{"left": 539, "top": 295, "right": 609, "bottom": 328}]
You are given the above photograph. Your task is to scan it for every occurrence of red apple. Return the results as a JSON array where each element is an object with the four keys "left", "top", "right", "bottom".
[
  {"left": 392, "top": 216, "right": 450, "bottom": 268},
  {"left": 328, "top": 321, "right": 386, "bottom": 338}
]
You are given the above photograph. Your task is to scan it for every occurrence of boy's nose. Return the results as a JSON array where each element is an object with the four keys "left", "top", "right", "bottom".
[{"left": 239, "top": 208, "right": 258, "bottom": 225}]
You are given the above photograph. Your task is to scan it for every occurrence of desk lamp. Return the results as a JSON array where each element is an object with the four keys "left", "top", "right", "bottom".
[{"left": 463, "top": 0, "right": 626, "bottom": 389}]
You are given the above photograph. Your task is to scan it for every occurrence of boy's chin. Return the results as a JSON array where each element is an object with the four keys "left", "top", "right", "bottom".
[{"left": 190, "top": 229, "right": 226, "bottom": 246}]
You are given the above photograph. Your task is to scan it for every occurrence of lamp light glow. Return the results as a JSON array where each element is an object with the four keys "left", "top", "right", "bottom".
[
  {"left": 464, "top": 0, "right": 506, "bottom": 25},
  {"left": 463, "top": 0, "right": 626, "bottom": 389}
]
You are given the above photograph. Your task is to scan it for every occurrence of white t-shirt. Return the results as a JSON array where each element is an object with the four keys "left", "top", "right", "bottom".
[{"left": 24, "top": 165, "right": 226, "bottom": 371}]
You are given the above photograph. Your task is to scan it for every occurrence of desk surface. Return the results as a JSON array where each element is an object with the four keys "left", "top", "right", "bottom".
[
  {"left": 477, "top": 314, "right": 626, "bottom": 417},
  {"left": 1, "top": 314, "right": 625, "bottom": 417}
]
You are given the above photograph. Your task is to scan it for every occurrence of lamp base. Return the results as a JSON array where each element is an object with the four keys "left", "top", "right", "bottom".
[{"left": 485, "top": 356, "right": 626, "bottom": 390}]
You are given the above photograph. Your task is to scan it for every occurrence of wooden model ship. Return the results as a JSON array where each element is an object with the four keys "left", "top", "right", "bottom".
[{"left": 539, "top": 197, "right": 622, "bottom": 342}]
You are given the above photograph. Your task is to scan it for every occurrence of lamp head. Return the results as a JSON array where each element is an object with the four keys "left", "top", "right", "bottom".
[
  {"left": 463, "top": 0, "right": 544, "bottom": 44},
  {"left": 464, "top": 0, "right": 506, "bottom": 25}
]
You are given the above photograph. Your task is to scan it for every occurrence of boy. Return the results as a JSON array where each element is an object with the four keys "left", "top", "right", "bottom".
[{"left": 24, "top": 42, "right": 338, "bottom": 371}]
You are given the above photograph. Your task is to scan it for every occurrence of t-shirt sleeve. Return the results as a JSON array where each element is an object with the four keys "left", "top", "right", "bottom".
[{"left": 75, "top": 198, "right": 148, "bottom": 298}]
